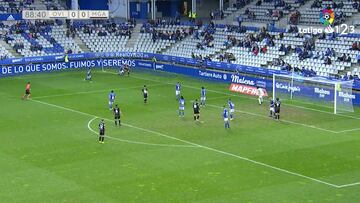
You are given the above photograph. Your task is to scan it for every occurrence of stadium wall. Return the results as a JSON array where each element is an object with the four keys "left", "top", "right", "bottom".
[{"left": 1, "top": 53, "right": 360, "bottom": 105}]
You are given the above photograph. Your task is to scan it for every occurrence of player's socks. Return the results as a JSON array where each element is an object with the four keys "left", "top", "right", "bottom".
[
  {"left": 197, "top": 115, "right": 200, "bottom": 120},
  {"left": 115, "top": 121, "right": 117, "bottom": 126},
  {"left": 194, "top": 116, "right": 196, "bottom": 121},
  {"left": 99, "top": 137, "right": 101, "bottom": 142}
]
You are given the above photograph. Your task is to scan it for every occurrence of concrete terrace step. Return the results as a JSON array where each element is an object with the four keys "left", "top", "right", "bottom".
[
  {"left": 74, "top": 35, "right": 91, "bottom": 52},
  {"left": 125, "top": 24, "right": 142, "bottom": 48}
]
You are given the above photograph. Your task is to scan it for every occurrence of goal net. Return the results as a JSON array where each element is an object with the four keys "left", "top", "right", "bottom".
[{"left": 273, "top": 74, "right": 354, "bottom": 114}]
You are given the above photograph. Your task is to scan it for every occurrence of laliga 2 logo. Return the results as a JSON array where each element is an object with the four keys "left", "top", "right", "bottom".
[{"left": 319, "top": 9, "right": 335, "bottom": 26}]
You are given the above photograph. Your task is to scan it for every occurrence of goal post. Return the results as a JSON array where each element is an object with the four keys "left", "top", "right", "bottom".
[{"left": 272, "top": 74, "right": 354, "bottom": 114}]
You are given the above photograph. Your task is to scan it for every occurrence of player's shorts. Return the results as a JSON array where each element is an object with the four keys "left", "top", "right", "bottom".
[
  {"left": 115, "top": 115, "right": 120, "bottom": 119},
  {"left": 201, "top": 97, "right": 206, "bottom": 101},
  {"left": 258, "top": 95, "right": 263, "bottom": 99},
  {"left": 143, "top": 94, "right": 148, "bottom": 98},
  {"left": 275, "top": 108, "right": 280, "bottom": 113},
  {"left": 224, "top": 118, "right": 229, "bottom": 122},
  {"left": 193, "top": 109, "right": 199, "bottom": 114},
  {"left": 230, "top": 109, "right": 235, "bottom": 113},
  {"left": 270, "top": 107, "right": 275, "bottom": 112},
  {"left": 179, "top": 107, "right": 184, "bottom": 111},
  {"left": 175, "top": 91, "right": 180, "bottom": 95},
  {"left": 109, "top": 101, "right": 114, "bottom": 105},
  {"left": 99, "top": 130, "right": 105, "bottom": 136},
  {"left": 25, "top": 89, "right": 30, "bottom": 95}
]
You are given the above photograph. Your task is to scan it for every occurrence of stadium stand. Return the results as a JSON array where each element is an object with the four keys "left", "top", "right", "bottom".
[
  {"left": 0, "top": 0, "right": 63, "bottom": 14},
  {"left": 126, "top": 20, "right": 194, "bottom": 53},
  {"left": 75, "top": 21, "right": 133, "bottom": 52},
  {"left": 0, "top": 46, "right": 13, "bottom": 59},
  {"left": 0, "top": 0, "right": 359, "bottom": 80}
]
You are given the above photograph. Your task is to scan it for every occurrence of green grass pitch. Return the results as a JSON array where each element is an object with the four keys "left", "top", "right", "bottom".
[{"left": 0, "top": 68, "right": 359, "bottom": 202}]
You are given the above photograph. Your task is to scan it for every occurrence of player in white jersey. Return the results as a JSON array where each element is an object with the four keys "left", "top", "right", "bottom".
[
  {"left": 179, "top": 96, "right": 185, "bottom": 117},
  {"left": 228, "top": 99, "right": 235, "bottom": 120},
  {"left": 175, "top": 82, "right": 181, "bottom": 100},
  {"left": 200, "top": 86, "right": 206, "bottom": 107},
  {"left": 257, "top": 87, "right": 265, "bottom": 105}
]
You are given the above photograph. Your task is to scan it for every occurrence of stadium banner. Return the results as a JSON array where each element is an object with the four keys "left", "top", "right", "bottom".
[
  {"left": 229, "top": 83, "right": 269, "bottom": 97},
  {"left": 0, "top": 59, "right": 136, "bottom": 76},
  {"left": 0, "top": 13, "right": 22, "bottom": 21},
  {"left": 0, "top": 51, "right": 359, "bottom": 89}
]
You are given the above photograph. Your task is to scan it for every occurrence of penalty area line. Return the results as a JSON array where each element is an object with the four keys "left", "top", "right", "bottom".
[
  {"left": 29, "top": 98, "right": 352, "bottom": 188},
  {"left": 117, "top": 72, "right": 360, "bottom": 121},
  {"left": 206, "top": 104, "right": 339, "bottom": 134},
  {"left": 337, "top": 182, "right": 360, "bottom": 188}
]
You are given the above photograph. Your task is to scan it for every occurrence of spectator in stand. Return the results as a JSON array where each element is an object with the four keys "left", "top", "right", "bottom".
[
  {"left": 311, "top": 0, "right": 321, "bottom": 8},
  {"left": 256, "top": 0, "right": 262, "bottom": 6},
  {"left": 353, "top": 1, "right": 360, "bottom": 11},
  {"left": 351, "top": 42, "right": 359, "bottom": 51},
  {"left": 324, "top": 57, "right": 332, "bottom": 65},
  {"left": 210, "top": 11, "right": 214, "bottom": 20},
  {"left": 252, "top": 44, "right": 259, "bottom": 56},
  {"left": 261, "top": 45, "right": 268, "bottom": 54}
]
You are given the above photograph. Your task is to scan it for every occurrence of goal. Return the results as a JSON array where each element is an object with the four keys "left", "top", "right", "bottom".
[{"left": 272, "top": 74, "right": 354, "bottom": 114}]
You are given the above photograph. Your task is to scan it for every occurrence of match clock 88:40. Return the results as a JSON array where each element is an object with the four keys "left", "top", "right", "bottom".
[{"left": 22, "top": 10, "right": 48, "bottom": 20}]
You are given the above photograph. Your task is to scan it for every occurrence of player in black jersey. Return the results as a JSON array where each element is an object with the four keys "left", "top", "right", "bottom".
[
  {"left": 124, "top": 64, "right": 130, "bottom": 76},
  {"left": 113, "top": 104, "right": 121, "bottom": 126},
  {"left": 142, "top": 85, "right": 148, "bottom": 103},
  {"left": 274, "top": 98, "right": 281, "bottom": 121},
  {"left": 99, "top": 119, "right": 105, "bottom": 143},
  {"left": 193, "top": 99, "right": 200, "bottom": 121}
]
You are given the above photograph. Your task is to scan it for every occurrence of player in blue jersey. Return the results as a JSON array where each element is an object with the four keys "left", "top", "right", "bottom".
[
  {"left": 108, "top": 90, "right": 116, "bottom": 110},
  {"left": 175, "top": 82, "right": 181, "bottom": 100},
  {"left": 179, "top": 96, "right": 185, "bottom": 117},
  {"left": 223, "top": 106, "right": 230, "bottom": 129},
  {"left": 200, "top": 86, "right": 206, "bottom": 107},
  {"left": 85, "top": 67, "right": 92, "bottom": 81},
  {"left": 228, "top": 99, "right": 235, "bottom": 120},
  {"left": 269, "top": 98, "right": 275, "bottom": 118}
]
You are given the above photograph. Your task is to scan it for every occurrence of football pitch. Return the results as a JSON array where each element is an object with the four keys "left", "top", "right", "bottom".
[{"left": 1, "top": 68, "right": 359, "bottom": 202}]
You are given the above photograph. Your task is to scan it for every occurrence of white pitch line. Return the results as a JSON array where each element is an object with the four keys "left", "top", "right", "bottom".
[
  {"left": 337, "top": 182, "right": 360, "bottom": 188},
  {"left": 33, "top": 84, "right": 166, "bottom": 99},
  {"left": 335, "top": 128, "right": 360, "bottom": 134},
  {"left": 87, "top": 117, "right": 197, "bottom": 148},
  {"left": 30, "top": 98, "right": 351, "bottom": 188}
]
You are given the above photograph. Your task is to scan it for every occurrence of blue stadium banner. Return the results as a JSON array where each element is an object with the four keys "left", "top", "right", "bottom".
[{"left": 0, "top": 13, "right": 22, "bottom": 21}]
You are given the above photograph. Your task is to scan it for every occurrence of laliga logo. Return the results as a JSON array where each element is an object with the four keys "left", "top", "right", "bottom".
[{"left": 320, "top": 9, "right": 335, "bottom": 26}]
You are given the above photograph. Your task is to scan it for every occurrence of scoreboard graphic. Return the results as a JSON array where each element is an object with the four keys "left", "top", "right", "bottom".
[{"left": 22, "top": 10, "right": 109, "bottom": 20}]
